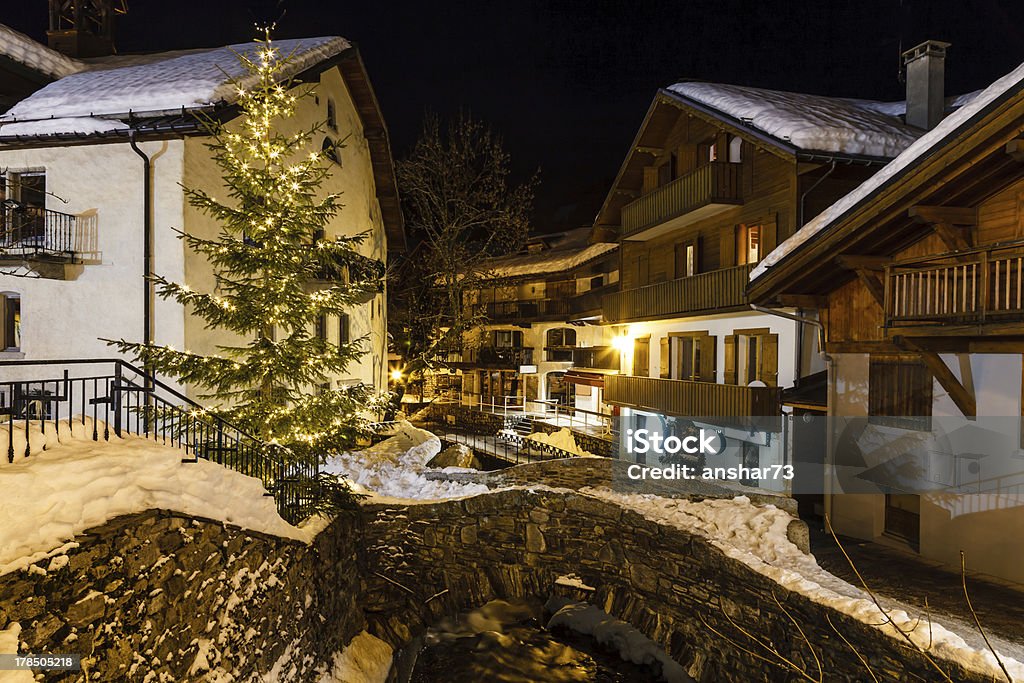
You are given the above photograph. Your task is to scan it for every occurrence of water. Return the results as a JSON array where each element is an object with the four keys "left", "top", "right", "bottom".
[{"left": 403, "top": 599, "right": 668, "bottom": 683}]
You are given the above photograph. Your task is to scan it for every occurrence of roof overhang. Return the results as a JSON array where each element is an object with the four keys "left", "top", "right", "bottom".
[{"left": 747, "top": 84, "right": 1024, "bottom": 304}]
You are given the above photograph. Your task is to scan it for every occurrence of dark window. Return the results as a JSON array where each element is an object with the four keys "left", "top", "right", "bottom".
[
  {"left": 322, "top": 137, "right": 341, "bottom": 165},
  {"left": 326, "top": 99, "right": 337, "bottom": 131},
  {"left": 546, "top": 328, "right": 576, "bottom": 347},
  {"left": 315, "top": 314, "right": 328, "bottom": 341},
  {"left": 338, "top": 314, "right": 350, "bottom": 344},
  {"left": 2, "top": 294, "right": 20, "bottom": 351},
  {"left": 869, "top": 356, "right": 933, "bottom": 431},
  {"left": 493, "top": 330, "right": 523, "bottom": 348}
]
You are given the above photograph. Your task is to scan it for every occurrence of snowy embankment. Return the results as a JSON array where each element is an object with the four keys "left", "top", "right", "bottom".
[
  {"left": 524, "top": 428, "right": 598, "bottom": 458},
  {"left": 323, "top": 421, "right": 489, "bottom": 501},
  {"left": 585, "top": 489, "right": 1024, "bottom": 682},
  {"left": 0, "top": 418, "right": 327, "bottom": 577},
  {"left": 315, "top": 631, "right": 393, "bottom": 683}
]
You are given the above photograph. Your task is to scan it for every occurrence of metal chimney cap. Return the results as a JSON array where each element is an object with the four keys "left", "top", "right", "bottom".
[{"left": 902, "top": 40, "right": 952, "bottom": 65}]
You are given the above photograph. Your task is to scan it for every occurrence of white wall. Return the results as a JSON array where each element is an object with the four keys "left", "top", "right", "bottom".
[
  {"left": 0, "top": 139, "right": 187, "bottom": 372},
  {"left": 614, "top": 310, "right": 802, "bottom": 387}
]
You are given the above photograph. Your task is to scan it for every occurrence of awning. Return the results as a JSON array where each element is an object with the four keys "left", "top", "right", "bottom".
[{"left": 564, "top": 370, "right": 612, "bottom": 388}]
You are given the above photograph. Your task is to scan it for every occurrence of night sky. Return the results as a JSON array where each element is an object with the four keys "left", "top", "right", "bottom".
[{"left": 3, "top": 1, "right": 1023, "bottom": 232}]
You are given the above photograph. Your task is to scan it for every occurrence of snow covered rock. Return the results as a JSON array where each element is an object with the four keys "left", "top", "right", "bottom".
[{"left": 426, "top": 444, "right": 480, "bottom": 469}]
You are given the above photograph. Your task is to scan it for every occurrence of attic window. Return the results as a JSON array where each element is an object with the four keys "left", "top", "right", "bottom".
[
  {"left": 327, "top": 99, "right": 337, "bottom": 131},
  {"left": 322, "top": 137, "right": 341, "bottom": 166},
  {"left": 728, "top": 136, "right": 743, "bottom": 163}
]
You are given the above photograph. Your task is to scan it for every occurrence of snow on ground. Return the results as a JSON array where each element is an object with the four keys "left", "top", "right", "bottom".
[
  {"left": 585, "top": 489, "right": 1024, "bottom": 681},
  {"left": 0, "top": 623, "right": 32, "bottom": 683},
  {"left": 546, "top": 598, "right": 692, "bottom": 683},
  {"left": 316, "top": 632, "right": 393, "bottom": 683},
  {"left": 750, "top": 61, "right": 1024, "bottom": 281},
  {"left": 526, "top": 428, "right": 597, "bottom": 457},
  {"left": 0, "top": 417, "right": 325, "bottom": 576},
  {"left": 323, "top": 421, "right": 489, "bottom": 501}
]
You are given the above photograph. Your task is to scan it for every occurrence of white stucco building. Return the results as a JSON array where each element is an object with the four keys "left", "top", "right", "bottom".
[{"left": 0, "top": 27, "right": 404, "bottom": 399}]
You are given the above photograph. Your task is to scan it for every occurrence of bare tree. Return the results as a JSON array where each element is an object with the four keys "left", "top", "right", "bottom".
[{"left": 389, "top": 113, "right": 536, "bottom": 404}]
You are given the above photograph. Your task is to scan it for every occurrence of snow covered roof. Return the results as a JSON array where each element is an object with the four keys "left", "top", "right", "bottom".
[
  {"left": 667, "top": 82, "right": 976, "bottom": 159},
  {"left": 477, "top": 228, "right": 617, "bottom": 280},
  {"left": 0, "top": 23, "right": 83, "bottom": 80},
  {"left": 749, "top": 61, "right": 1024, "bottom": 283},
  {"left": 0, "top": 36, "right": 349, "bottom": 137}
]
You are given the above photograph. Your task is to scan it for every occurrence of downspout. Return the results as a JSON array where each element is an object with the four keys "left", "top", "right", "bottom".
[
  {"left": 751, "top": 303, "right": 836, "bottom": 522},
  {"left": 128, "top": 130, "right": 153, "bottom": 385},
  {"left": 797, "top": 160, "right": 837, "bottom": 228}
]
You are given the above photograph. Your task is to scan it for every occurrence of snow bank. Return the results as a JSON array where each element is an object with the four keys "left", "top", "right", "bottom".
[
  {"left": 0, "top": 418, "right": 322, "bottom": 576},
  {"left": 317, "top": 632, "right": 393, "bottom": 683},
  {"left": 585, "top": 489, "right": 1024, "bottom": 681},
  {"left": 547, "top": 599, "right": 692, "bottom": 683},
  {"left": 750, "top": 61, "right": 1024, "bottom": 281},
  {"left": 0, "top": 623, "right": 32, "bottom": 683},
  {"left": 323, "top": 421, "right": 489, "bottom": 501},
  {"left": 526, "top": 428, "right": 596, "bottom": 457},
  {"left": 1, "top": 37, "right": 349, "bottom": 126}
]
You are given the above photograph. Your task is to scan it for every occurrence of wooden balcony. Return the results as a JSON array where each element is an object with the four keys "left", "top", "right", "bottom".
[
  {"left": 602, "top": 264, "right": 753, "bottom": 323},
  {"left": 621, "top": 162, "right": 743, "bottom": 241},
  {"left": 885, "top": 242, "right": 1024, "bottom": 332},
  {"left": 605, "top": 375, "right": 782, "bottom": 426},
  {"left": 485, "top": 285, "right": 617, "bottom": 323},
  {"left": 452, "top": 347, "right": 534, "bottom": 370},
  {"left": 572, "top": 346, "right": 619, "bottom": 370}
]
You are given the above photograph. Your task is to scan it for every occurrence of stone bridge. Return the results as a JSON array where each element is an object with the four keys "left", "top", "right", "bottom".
[{"left": 0, "top": 458, "right": 997, "bottom": 682}]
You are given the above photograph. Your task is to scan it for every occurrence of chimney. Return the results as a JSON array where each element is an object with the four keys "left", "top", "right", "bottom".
[
  {"left": 47, "top": 0, "right": 119, "bottom": 58},
  {"left": 902, "top": 40, "right": 951, "bottom": 130}
]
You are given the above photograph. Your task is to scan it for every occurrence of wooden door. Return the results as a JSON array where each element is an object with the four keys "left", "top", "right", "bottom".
[{"left": 884, "top": 494, "right": 921, "bottom": 547}]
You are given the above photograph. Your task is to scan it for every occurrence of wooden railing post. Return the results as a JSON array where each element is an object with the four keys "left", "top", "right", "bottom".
[{"left": 979, "top": 249, "right": 989, "bottom": 323}]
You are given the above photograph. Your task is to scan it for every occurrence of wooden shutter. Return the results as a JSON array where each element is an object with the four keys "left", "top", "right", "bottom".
[
  {"left": 660, "top": 337, "right": 670, "bottom": 378},
  {"left": 720, "top": 226, "right": 736, "bottom": 268},
  {"left": 642, "top": 167, "right": 659, "bottom": 194},
  {"left": 638, "top": 254, "right": 650, "bottom": 286},
  {"left": 700, "top": 335, "right": 717, "bottom": 382},
  {"left": 724, "top": 334, "right": 737, "bottom": 384},
  {"left": 693, "top": 236, "right": 702, "bottom": 274},
  {"left": 512, "top": 330, "right": 523, "bottom": 347},
  {"left": 760, "top": 333, "right": 779, "bottom": 387}
]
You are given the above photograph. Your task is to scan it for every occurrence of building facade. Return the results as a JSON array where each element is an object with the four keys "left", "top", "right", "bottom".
[
  {"left": 749, "top": 46, "right": 1024, "bottom": 581},
  {"left": 0, "top": 30, "right": 404, "bottom": 398}
]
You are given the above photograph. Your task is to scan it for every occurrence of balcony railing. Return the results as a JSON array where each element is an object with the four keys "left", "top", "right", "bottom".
[
  {"left": 605, "top": 374, "right": 782, "bottom": 425},
  {"left": 572, "top": 346, "right": 619, "bottom": 370},
  {"left": 603, "top": 264, "right": 753, "bottom": 323},
  {"left": 885, "top": 242, "right": 1024, "bottom": 328},
  {"left": 621, "top": 162, "right": 743, "bottom": 239},
  {"left": 0, "top": 205, "right": 77, "bottom": 260},
  {"left": 457, "top": 346, "right": 534, "bottom": 369}
]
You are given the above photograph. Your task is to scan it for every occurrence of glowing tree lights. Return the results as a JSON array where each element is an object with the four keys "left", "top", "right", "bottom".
[{"left": 110, "top": 33, "right": 385, "bottom": 472}]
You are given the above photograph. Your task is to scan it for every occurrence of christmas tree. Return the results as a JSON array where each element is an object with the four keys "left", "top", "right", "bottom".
[{"left": 110, "top": 33, "right": 384, "bottom": 473}]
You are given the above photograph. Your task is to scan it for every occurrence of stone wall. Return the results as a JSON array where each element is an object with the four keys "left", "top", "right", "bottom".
[
  {"left": 358, "top": 488, "right": 991, "bottom": 683},
  {"left": 0, "top": 510, "right": 364, "bottom": 682},
  {"left": 531, "top": 422, "right": 616, "bottom": 458}
]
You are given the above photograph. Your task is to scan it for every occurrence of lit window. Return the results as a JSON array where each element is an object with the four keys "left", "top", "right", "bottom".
[
  {"left": 728, "top": 136, "right": 743, "bottom": 163},
  {"left": 2, "top": 293, "right": 21, "bottom": 351}
]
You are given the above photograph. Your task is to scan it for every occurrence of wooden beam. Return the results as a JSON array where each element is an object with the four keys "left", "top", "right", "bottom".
[
  {"left": 854, "top": 269, "right": 886, "bottom": 309},
  {"left": 1006, "top": 138, "right": 1024, "bottom": 162},
  {"left": 891, "top": 335, "right": 1024, "bottom": 354},
  {"left": 634, "top": 146, "right": 663, "bottom": 155},
  {"left": 836, "top": 255, "right": 892, "bottom": 270},
  {"left": 931, "top": 221, "right": 972, "bottom": 252},
  {"left": 777, "top": 294, "right": 829, "bottom": 309},
  {"left": 901, "top": 339, "right": 977, "bottom": 417},
  {"left": 825, "top": 341, "right": 902, "bottom": 353},
  {"left": 908, "top": 205, "right": 977, "bottom": 225}
]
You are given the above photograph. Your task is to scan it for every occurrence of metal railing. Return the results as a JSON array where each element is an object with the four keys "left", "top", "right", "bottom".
[
  {"left": 0, "top": 205, "right": 77, "bottom": 260},
  {"left": 603, "top": 264, "right": 753, "bottom": 323},
  {"left": 621, "top": 162, "right": 743, "bottom": 238},
  {"left": 886, "top": 242, "right": 1024, "bottom": 326},
  {"left": 0, "top": 359, "right": 317, "bottom": 524}
]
